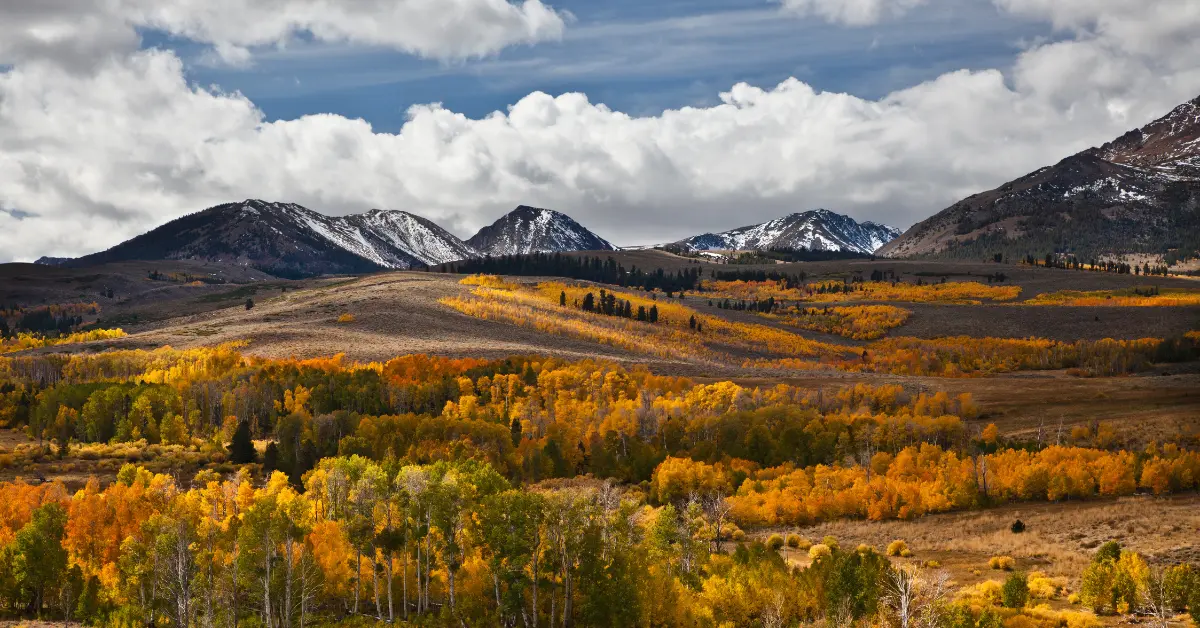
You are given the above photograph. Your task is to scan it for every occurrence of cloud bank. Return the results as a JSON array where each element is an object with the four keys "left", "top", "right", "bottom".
[
  {"left": 776, "top": 0, "right": 927, "bottom": 26},
  {"left": 1, "top": 0, "right": 1198, "bottom": 261}
]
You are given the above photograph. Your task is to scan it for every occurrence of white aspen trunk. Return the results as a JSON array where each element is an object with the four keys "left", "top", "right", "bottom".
[
  {"left": 373, "top": 546, "right": 382, "bottom": 619},
  {"left": 353, "top": 551, "right": 361, "bottom": 615},
  {"left": 402, "top": 535, "right": 409, "bottom": 621},
  {"left": 283, "top": 538, "right": 294, "bottom": 628},
  {"left": 386, "top": 552, "right": 394, "bottom": 623},
  {"left": 262, "top": 528, "right": 273, "bottom": 628}
]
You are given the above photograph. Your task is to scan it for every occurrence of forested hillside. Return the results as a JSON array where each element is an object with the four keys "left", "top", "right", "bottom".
[{"left": 0, "top": 345, "right": 1197, "bottom": 626}]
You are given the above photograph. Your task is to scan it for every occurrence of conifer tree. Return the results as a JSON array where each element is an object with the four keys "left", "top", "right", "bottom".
[{"left": 229, "top": 420, "right": 256, "bottom": 464}]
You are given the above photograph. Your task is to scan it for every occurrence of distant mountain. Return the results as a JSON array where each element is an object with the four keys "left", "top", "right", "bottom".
[
  {"left": 69, "top": 200, "right": 479, "bottom": 278},
  {"left": 673, "top": 209, "right": 901, "bottom": 255},
  {"left": 34, "top": 257, "right": 71, "bottom": 266},
  {"left": 879, "top": 94, "right": 1200, "bottom": 260},
  {"left": 467, "top": 206, "right": 615, "bottom": 255}
]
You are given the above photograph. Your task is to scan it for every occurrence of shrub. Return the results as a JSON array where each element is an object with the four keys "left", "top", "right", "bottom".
[
  {"left": 1027, "top": 572, "right": 1066, "bottom": 599},
  {"left": 822, "top": 535, "right": 839, "bottom": 550},
  {"left": 990, "top": 556, "right": 1017, "bottom": 570},
  {"left": 900, "top": 548, "right": 913, "bottom": 557},
  {"left": 886, "top": 539, "right": 909, "bottom": 556},
  {"left": 856, "top": 543, "right": 872, "bottom": 554},
  {"left": 1002, "top": 572, "right": 1029, "bottom": 608},
  {"left": 337, "top": 313, "right": 355, "bottom": 323},
  {"left": 963, "top": 580, "right": 1004, "bottom": 606},
  {"left": 1002, "top": 615, "right": 1037, "bottom": 628},
  {"left": 809, "top": 544, "right": 831, "bottom": 560},
  {"left": 1011, "top": 519, "right": 1026, "bottom": 533},
  {"left": 731, "top": 529, "right": 746, "bottom": 542},
  {"left": 766, "top": 534, "right": 785, "bottom": 551},
  {"left": 785, "top": 534, "right": 803, "bottom": 549},
  {"left": 924, "top": 560, "right": 941, "bottom": 568},
  {"left": 1024, "top": 605, "right": 1101, "bottom": 628}
]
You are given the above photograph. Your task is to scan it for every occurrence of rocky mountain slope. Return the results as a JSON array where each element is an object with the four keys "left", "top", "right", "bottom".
[
  {"left": 467, "top": 206, "right": 614, "bottom": 255},
  {"left": 69, "top": 200, "right": 478, "bottom": 277},
  {"left": 879, "top": 94, "right": 1200, "bottom": 260},
  {"left": 674, "top": 209, "right": 900, "bottom": 254}
]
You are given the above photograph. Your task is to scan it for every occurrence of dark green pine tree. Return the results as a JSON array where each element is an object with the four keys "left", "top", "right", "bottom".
[
  {"left": 649, "top": 305, "right": 659, "bottom": 323},
  {"left": 510, "top": 416, "right": 523, "bottom": 447},
  {"left": 560, "top": 291, "right": 567, "bottom": 306},
  {"left": 229, "top": 421, "right": 257, "bottom": 464},
  {"left": 262, "top": 442, "right": 279, "bottom": 473}
]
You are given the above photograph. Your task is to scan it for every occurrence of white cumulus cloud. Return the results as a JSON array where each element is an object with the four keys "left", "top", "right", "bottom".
[
  {"left": 0, "top": 0, "right": 566, "bottom": 68},
  {"left": 776, "top": 0, "right": 928, "bottom": 26}
]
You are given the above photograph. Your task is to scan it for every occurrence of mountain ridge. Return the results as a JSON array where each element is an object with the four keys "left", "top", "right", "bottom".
[
  {"left": 879, "top": 94, "right": 1200, "bottom": 260},
  {"left": 673, "top": 209, "right": 901, "bottom": 255},
  {"left": 68, "top": 200, "right": 480, "bottom": 278}
]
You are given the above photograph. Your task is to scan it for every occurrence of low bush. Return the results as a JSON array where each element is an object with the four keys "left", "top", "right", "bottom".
[
  {"left": 990, "top": 556, "right": 1017, "bottom": 570},
  {"left": 887, "top": 539, "right": 909, "bottom": 557}
]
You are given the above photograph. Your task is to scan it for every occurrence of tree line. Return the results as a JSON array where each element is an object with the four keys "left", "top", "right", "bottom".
[{"left": 442, "top": 253, "right": 704, "bottom": 293}]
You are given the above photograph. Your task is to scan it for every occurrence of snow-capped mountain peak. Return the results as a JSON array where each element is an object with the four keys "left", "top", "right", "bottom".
[
  {"left": 673, "top": 209, "right": 900, "bottom": 254},
  {"left": 467, "top": 206, "right": 615, "bottom": 255}
]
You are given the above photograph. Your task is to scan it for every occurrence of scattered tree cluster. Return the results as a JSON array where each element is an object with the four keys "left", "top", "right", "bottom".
[
  {"left": 444, "top": 253, "right": 704, "bottom": 293},
  {"left": 0, "top": 303, "right": 100, "bottom": 339},
  {"left": 1022, "top": 254, "right": 1173, "bottom": 277}
]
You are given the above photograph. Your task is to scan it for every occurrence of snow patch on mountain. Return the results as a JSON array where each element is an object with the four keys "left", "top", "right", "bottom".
[
  {"left": 674, "top": 209, "right": 900, "bottom": 255},
  {"left": 254, "top": 202, "right": 476, "bottom": 267}
]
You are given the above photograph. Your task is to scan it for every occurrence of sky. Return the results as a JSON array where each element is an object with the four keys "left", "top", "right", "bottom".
[{"left": 1, "top": 0, "right": 1199, "bottom": 261}]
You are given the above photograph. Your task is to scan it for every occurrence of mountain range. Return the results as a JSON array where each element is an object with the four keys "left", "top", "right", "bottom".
[
  {"left": 672, "top": 209, "right": 900, "bottom": 256},
  {"left": 24, "top": 95, "right": 1200, "bottom": 277},
  {"left": 880, "top": 93, "right": 1200, "bottom": 260},
  {"left": 43, "top": 202, "right": 895, "bottom": 277}
]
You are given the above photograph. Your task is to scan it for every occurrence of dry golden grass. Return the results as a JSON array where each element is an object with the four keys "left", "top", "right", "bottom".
[
  {"left": 767, "top": 493, "right": 1200, "bottom": 586},
  {"left": 1023, "top": 288, "right": 1200, "bottom": 307}
]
